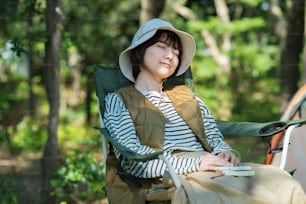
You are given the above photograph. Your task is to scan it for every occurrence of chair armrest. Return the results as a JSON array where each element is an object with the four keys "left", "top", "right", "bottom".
[
  {"left": 216, "top": 118, "right": 306, "bottom": 137},
  {"left": 97, "top": 127, "right": 163, "bottom": 161}
]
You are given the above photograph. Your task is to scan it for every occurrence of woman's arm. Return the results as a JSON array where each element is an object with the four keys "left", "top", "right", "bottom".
[
  {"left": 196, "top": 96, "right": 240, "bottom": 166},
  {"left": 196, "top": 96, "right": 233, "bottom": 154}
]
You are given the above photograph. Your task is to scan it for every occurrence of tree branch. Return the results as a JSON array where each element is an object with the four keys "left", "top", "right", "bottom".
[{"left": 171, "top": 2, "right": 197, "bottom": 20}]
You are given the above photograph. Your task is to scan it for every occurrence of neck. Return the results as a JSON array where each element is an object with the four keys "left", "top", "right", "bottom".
[{"left": 134, "top": 73, "right": 165, "bottom": 93}]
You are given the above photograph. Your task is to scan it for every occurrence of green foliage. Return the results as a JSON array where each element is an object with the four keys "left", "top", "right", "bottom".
[
  {"left": 240, "top": 0, "right": 263, "bottom": 7},
  {"left": 186, "top": 1, "right": 280, "bottom": 121},
  {"left": 0, "top": 178, "right": 18, "bottom": 204},
  {"left": 10, "top": 37, "right": 26, "bottom": 56},
  {"left": 61, "top": 0, "right": 140, "bottom": 67},
  {"left": 0, "top": 58, "right": 47, "bottom": 153},
  {"left": 0, "top": 77, "right": 23, "bottom": 119},
  {"left": 231, "top": 18, "right": 266, "bottom": 34},
  {"left": 3, "top": 117, "right": 47, "bottom": 153},
  {"left": 188, "top": 17, "right": 265, "bottom": 34},
  {"left": 51, "top": 150, "right": 105, "bottom": 203},
  {"left": 57, "top": 121, "right": 99, "bottom": 150}
]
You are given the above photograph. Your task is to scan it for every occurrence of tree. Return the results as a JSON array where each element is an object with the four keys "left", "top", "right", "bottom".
[
  {"left": 41, "top": 0, "right": 63, "bottom": 203},
  {"left": 279, "top": 0, "right": 305, "bottom": 111},
  {"left": 140, "top": 0, "right": 166, "bottom": 23},
  {"left": 61, "top": 0, "right": 141, "bottom": 123},
  {"left": 171, "top": 0, "right": 266, "bottom": 119},
  {"left": 26, "top": 0, "right": 35, "bottom": 117}
]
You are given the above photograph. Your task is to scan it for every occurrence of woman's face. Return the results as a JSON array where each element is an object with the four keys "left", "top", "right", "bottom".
[{"left": 141, "top": 33, "right": 180, "bottom": 81}]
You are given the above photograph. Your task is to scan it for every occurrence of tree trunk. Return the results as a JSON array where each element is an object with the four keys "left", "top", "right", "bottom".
[
  {"left": 140, "top": 0, "right": 165, "bottom": 24},
  {"left": 27, "top": 1, "right": 34, "bottom": 117},
  {"left": 269, "top": 0, "right": 287, "bottom": 47},
  {"left": 41, "top": 0, "right": 63, "bottom": 203},
  {"left": 279, "top": 0, "right": 305, "bottom": 111}
]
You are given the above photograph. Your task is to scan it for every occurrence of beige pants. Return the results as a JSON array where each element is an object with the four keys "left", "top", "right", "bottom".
[{"left": 147, "top": 153, "right": 306, "bottom": 204}]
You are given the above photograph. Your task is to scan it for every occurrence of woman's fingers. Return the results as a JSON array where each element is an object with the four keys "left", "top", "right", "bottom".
[
  {"left": 199, "top": 153, "right": 233, "bottom": 171},
  {"left": 217, "top": 151, "right": 240, "bottom": 166}
]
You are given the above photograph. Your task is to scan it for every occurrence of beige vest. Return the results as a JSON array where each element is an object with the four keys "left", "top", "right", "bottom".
[
  {"left": 115, "top": 85, "right": 212, "bottom": 152},
  {"left": 106, "top": 85, "right": 212, "bottom": 204}
]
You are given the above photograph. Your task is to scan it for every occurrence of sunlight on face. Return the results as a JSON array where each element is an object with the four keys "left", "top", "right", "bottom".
[{"left": 142, "top": 36, "right": 180, "bottom": 81}]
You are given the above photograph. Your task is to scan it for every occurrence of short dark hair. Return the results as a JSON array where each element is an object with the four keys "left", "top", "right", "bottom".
[{"left": 130, "top": 30, "right": 182, "bottom": 81}]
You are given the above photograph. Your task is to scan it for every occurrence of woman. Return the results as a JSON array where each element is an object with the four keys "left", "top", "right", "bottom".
[{"left": 104, "top": 18, "right": 306, "bottom": 204}]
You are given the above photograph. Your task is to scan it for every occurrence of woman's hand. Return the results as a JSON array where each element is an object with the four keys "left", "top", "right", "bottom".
[
  {"left": 198, "top": 151, "right": 240, "bottom": 171},
  {"left": 217, "top": 151, "right": 240, "bottom": 166},
  {"left": 198, "top": 153, "right": 233, "bottom": 171}
]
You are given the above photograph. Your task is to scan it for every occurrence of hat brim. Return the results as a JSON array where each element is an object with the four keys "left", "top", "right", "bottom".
[{"left": 119, "top": 23, "right": 196, "bottom": 82}]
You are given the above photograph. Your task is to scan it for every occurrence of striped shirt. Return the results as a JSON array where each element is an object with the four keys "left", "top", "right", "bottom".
[{"left": 104, "top": 90, "right": 232, "bottom": 178}]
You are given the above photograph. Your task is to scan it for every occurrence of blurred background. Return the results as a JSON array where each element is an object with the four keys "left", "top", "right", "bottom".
[{"left": 0, "top": 0, "right": 305, "bottom": 203}]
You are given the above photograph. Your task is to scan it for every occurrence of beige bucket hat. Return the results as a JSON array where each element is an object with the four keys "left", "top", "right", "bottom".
[{"left": 119, "top": 18, "right": 196, "bottom": 82}]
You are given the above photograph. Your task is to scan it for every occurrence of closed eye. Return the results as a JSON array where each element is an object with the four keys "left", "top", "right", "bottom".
[
  {"left": 156, "top": 42, "right": 167, "bottom": 48},
  {"left": 173, "top": 49, "right": 179, "bottom": 56},
  {"left": 157, "top": 41, "right": 180, "bottom": 56}
]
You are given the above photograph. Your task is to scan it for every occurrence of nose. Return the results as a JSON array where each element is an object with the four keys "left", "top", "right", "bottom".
[{"left": 165, "top": 47, "right": 175, "bottom": 60}]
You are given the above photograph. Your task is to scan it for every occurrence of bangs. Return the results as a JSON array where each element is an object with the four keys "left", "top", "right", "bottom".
[{"left": 158, "top": 30, "right": 182, "bottom": 52}]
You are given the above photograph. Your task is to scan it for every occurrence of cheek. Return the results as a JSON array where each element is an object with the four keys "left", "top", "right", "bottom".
[
  {"left": 143, "top": 48, "right": 156, "bottom": 62},
  {"left": 173, "top": 57, "right": 180, "bottom": 68},
  {"left": 143, "top": 52, "right": 154, "bottom": 65}
]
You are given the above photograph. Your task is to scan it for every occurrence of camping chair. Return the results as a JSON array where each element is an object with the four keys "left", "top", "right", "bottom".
[
  {"left": 94, "top": 65, "right": 306, "bottom": 203},
  {"left": 265, "top": 84, "right": 306, "bottom": 191}
]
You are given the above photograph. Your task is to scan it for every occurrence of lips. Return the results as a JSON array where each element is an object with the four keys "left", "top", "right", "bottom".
[{"left": 160, "top": 62, "right": 170, "bottom": 68}]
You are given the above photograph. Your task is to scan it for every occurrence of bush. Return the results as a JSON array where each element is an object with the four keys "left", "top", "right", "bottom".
[
  {"left": 51, "top": 150, "right": 105, "bottom": 203},
  {"left": 2, "top": 117, "right": 47, "bottom": 154},
  {"left": 0, "top": 178, "right": 18, "bottom": 204}
]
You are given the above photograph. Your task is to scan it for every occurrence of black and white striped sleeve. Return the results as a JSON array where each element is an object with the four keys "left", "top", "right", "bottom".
[{"left": 196, "top": 96, "right": 233, "bottom": 154}]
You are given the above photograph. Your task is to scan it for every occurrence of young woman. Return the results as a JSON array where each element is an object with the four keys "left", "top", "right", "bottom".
[{"left": 103, "top": 18, "right": 306, "bottom": 204}]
